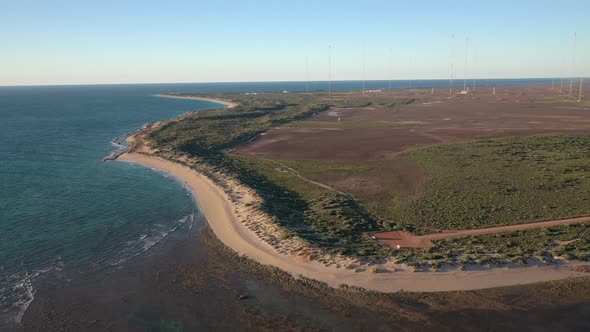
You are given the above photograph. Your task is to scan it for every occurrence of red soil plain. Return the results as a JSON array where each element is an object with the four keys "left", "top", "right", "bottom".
[
  {"left": 233, "top": 83, "right": 590, "bottom": 249},
  {"left": 235, "top": 84, "right": 590, "bottom": 162}
]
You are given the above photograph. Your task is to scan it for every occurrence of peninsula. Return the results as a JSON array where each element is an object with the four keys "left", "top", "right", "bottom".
[{"left": 117, "top": 87, "right": 590, "bottom": 292}]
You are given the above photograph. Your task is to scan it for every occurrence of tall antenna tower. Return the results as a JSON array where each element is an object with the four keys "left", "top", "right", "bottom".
[
  {"left": 573, "top": 32, "right": 583, "bottom": 101},
  {"left": 559, "top": 37, "right": 565, "bottom": 94},
  {"left": 328, "top": 44, "right": 332, "bottom": 99},
  {"left": 389, "top": 48, "right": 393, "bottom": 90},
  {"left": 362, "top": 41, "right": 366, "bottom": 95},
  {"left": 449, "top": 33, "right": 455, "bottom": 94},
  {"left": 305, "top": 56, "right": 309, "bottom": 94},
  {"left": 464, "top": 37, "right": 469, "bottom": 92},
  {"left": 559, "top": 51, "right": 564, "bottom": 92},
  {"left": 408, "top": 57, "right": 413, "bottom": 89},
  {"left": 569, "top": 32, "right": 576, "bottom": 96},
  {"left": 471, "top": 40, "right": 476, "bottom": 92},
  {"left": 560, "top": 77, "right": 563, "bottom": 92}
]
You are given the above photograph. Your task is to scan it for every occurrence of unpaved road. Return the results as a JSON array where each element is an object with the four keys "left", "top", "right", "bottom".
[
  {"left": 426, "top": 216, "right": 590, "bottom": 240},
  {"left": 373, "top": 216, "right": 590, "bottom": 249}
]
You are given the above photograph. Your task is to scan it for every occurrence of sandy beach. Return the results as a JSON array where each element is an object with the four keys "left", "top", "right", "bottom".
[
  {"left": 118, "top": 148, "right": 586, "bottom": 292},
  {"left": 155, "top": 94, "right": 238, "bottom": 109}
]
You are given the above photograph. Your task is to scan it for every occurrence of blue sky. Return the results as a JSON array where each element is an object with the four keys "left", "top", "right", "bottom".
[{"left": 1, "top": 0, "right": 589, "bottom": 85}]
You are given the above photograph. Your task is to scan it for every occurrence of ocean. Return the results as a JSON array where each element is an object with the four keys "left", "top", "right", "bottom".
[{"left": 0, "top": 78, "right": 553, "bottom": 327}]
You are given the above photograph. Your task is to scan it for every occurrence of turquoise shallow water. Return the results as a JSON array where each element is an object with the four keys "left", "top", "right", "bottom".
[
  {"left": 0, "top": 79, "right": 553, "bottom": 326},
  {"left": 0, "top": 84, "right": 224, "bottom": 325}
]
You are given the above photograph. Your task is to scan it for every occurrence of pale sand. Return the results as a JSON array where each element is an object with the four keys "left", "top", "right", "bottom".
[
  {"left": 118, "top": 151, "right": 586, "bottom": 292},
  {"left": 155, "top": 94, "right": 238, "bottom": 109}
]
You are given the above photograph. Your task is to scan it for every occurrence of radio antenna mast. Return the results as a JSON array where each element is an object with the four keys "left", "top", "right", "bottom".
[
  {"left": 362, "top": 41, "right": 366, "bottom": 95},
  {"left": 305, "top": 56, "right": 309, "bottom": 94},
  {"left": 389, "top": 48, "right": 393, "bottom": 90},
  {"left": 328, "top": 44, "right": 332, "bottom": 99},
  {"left": 449, "top": 33, "right": 455, "bottom": 94},
  {"left": 569, "top": 32, "right": 576, "bottom": 96},
  {"left": 559, "top": 51, "right": 564, "bottom": 93},
  {"left": 570, "top": 32, "right": 578, "bottom": 96},
  {"left": 471, "top": 42, "right": 477, "bottom": 93},
  {"left": 464, "top": 37, "right": 469, "bottom": 92},
  {"left": 408, "top": 56, "right": 413, "bottom": 89}
]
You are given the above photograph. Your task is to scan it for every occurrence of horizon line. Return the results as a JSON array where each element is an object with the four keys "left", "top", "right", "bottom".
[{"left": 0, "top": 76, "right": 583, "bottom": 88}]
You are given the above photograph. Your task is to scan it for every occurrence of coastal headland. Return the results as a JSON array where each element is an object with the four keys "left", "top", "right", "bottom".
[
  {"left": 117, "top": 87, "right": 590, "bottom": 292},
  {"left": 155, "top": 93, "right": 239, "bottom": 108}
]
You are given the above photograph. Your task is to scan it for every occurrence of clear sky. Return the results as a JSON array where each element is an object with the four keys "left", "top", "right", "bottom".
[{"left": 1, "top": 0, "right": 589, "bottom": 86}]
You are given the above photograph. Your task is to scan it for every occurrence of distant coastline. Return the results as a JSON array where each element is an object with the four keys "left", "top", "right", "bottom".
[{"left": 155, "top": 94, "right": 238, "bottom": 109}]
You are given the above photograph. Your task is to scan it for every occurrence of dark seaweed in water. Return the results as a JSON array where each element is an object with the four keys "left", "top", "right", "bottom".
[{"left": 19, "top": 225, "right": 590, "bottom": 331}]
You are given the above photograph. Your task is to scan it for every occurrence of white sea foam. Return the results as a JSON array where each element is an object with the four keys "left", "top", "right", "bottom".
[
  {"left": 0, "top": 263, "right": 60, "bottom": 328},
  {"left": 0, "top": 211, "right": 199, "bottom": 327},
  {"left": 110, "top": 211, "right": 198, "bottom": 267},
  {"left": 104, "top": 124, "right": 150, "bottom": 161}
]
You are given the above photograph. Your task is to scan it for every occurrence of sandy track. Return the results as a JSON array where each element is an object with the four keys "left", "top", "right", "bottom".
[
  {"left": 262, "top": 158, "right": 355, "bottom": 198},
  {"left": 117, "top": 151, "right": 587, "bottom": 292},
  {"left": 428, "top": 217, "right": 590, "bottom": 240},
  {"left": 373, "top": 217, "right": 590, "bottom": 249}
]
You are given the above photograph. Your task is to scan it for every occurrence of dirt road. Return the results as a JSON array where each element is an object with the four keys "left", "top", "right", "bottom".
[{"left": 372, "top": 216, "right": 590, "bottom": 249}]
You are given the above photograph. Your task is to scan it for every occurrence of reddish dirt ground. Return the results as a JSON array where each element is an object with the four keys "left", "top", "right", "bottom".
[
  {"left": 371, "top": 216, "right": 590, "bottom": 249},
  {"left": 327, "top": 157, "right": 425, "bottom": 198},
  {"left": 234, "top": 84, "right": 590, "bottom": 161}
]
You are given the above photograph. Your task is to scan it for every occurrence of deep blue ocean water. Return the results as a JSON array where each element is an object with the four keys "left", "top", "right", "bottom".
[{"left": 0, "top": 78, "right": 553, "bottom": 326}]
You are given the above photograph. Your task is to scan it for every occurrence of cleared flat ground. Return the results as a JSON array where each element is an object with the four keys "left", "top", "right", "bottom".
[{"left": 235, "top": 85, "right": 590, "bottom": 161}]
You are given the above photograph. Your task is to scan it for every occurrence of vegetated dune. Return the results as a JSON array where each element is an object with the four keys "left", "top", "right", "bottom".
[
  {"left": 118, "top": 149, "right": 587, "bottom": 292},
  {"left": 119, "top": 88, "right": 590, "bottom": 292}
]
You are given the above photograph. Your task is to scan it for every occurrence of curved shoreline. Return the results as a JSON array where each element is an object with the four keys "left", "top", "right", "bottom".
[
  {"left": 155, "top": 94, "right": 238, "bottom": 108},
  {"left": 117, "top": 150, "right": 586, "bottom": 292}
]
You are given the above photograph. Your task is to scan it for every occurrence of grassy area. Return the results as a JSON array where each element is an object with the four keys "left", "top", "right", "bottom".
[
  {"left": 149, "top": 93, "right": 326, "bottom": 153},
  {"left": 392, "top": 135, "right": 590, "bottom": 266},
  {"left": 322, "top": 97, "right": 415, "bottom": 109},
  {"left": 397, "top": 223, "right": 590, "bottom": 269},
  {"left": 279, "top": 135, "right": 590, "bottom": 229},
  {"left": 275, "top": 157, "right": 418, "bottom": 230},
  {"left": 400, "top": 135, "right": 590, "bottom": 230},
  {"left": 282, "top": 136, "right": 590, "bottom": 268},
  {"left": 265, "top": 135, "right": 590, "bottom": 265},
  {"left": 229, "top": 155, "right": 386, "bottom": 256}
]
